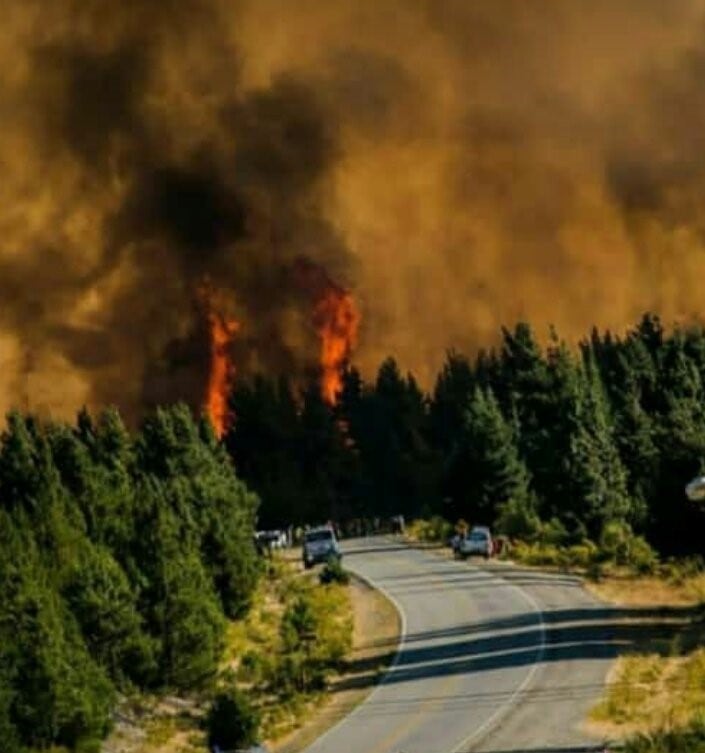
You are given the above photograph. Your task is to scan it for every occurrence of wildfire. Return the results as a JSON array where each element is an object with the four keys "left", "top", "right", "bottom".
[
  {"left": 314, "top": 287, "right": 359, "bottom": 403},
  {"left": 305, "top": 267, "right": 360, "bottom": 405},
  {"left": 200, "top": 286, "right": 239, "bottom": 438}
]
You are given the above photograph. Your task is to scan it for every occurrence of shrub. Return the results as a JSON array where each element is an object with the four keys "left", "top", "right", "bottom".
[
  {"left": 599, "top": 521, "right": 659, "bottom": 573},
  {"left": 207, "top": 684, "right": 260, "bottom": 751},
  {"left": 628, "top": 536, "right": 658, "bottom": 574},
  {"left": 495, "top": 498, "right": 541, "bottom": 540},
  {"left": 319, "top": 558, "right": 350, "bottom": 585},
  {"left": 565, "top": 540, "right": 599, "bottom": 568},
  {"left": 238, "top": 650, "right": 275, "bottom": 686},
  {"left": 412, "top": 516, "right": 452, "bottom": 543},
  {"left": 278, "top": 584, "right": 352, "bottom": 694},
  {"left": 623, "top": 716, "right": 705, "bottom": 752},
  {"left": 663, "top": 556, "right": 705, "bottom": 584},
  {"left": 540, "top": 517, "right": 570, "bottom": 546},
  {"left": 511, "top": 541, "right": 562, "bottom": 567},
  {"left": 600, "top": 520, "right": 633, "bottom": 565}
]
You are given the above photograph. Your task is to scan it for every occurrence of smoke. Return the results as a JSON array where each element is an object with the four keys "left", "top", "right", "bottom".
[{"left": 2, "top": 0, "right": 705, "bottom": 418}]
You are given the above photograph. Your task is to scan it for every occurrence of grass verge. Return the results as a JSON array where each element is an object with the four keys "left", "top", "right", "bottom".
[{"left": 587, "top": 567, "right": 705, "bottom": 749}]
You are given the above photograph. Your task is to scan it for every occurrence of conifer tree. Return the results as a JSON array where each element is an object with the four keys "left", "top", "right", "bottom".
[{"left": 445, "top": 388, "right": 531, "bottom": 525}]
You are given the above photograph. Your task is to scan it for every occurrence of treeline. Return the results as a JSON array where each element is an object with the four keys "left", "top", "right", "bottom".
[
  {"left": 227, "top": 313, "right": 705, "bottom": 556},
  {"left": 0, "top": 405, "right": 259, "bottom": 752}
]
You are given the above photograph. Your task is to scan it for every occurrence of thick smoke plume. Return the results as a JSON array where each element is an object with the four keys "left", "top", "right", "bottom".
[{"left": 2, "top": 0, "right": 705, "bottom": 418}]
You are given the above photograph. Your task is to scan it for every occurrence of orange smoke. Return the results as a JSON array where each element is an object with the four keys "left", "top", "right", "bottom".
[
  {"left": 200, "top": 286, "right": 239, "bottom": 438},
  {"left": 313, "top": 283, "right": 360, "bottom": 405}
]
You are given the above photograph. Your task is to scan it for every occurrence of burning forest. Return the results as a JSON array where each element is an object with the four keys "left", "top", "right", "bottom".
[{"left": 3, "top": 1, "right": 705, "bottom": 423}]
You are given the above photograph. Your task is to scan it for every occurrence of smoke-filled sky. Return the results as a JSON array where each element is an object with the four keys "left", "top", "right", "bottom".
[{"left": 3, "top": 0, "right": 705, "bottom": 419}]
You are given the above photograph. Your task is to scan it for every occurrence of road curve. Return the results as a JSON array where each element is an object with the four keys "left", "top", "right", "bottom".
[{"left": 303, "top": 537, "right": 613, "bottom": 753}]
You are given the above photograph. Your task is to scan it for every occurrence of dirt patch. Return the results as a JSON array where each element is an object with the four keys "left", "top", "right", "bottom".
[{"left": 271, "top": 574, "right": 401, "bottom": 753}]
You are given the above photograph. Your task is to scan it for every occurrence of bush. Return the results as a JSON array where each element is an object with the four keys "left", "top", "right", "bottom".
[
  {"left": 600, "top": 520, "right": 633, "bottom": 565},
  {"left": 278, "top": 584, "right": 352, "bottom": 694},
  {"left": 207, "top": 684, "right": 260, "bottom": 751},
  {"left": 495, "top": 498, "right": 541, "bottom": 540},
  {"left": 623, "top": 717, "right": 705, "bottom": 752},
  {"left": 408, "top": 516, "right": 452, "bottom": 543},
  {"left": 319, "top": 557, "right": 350, "bottom": 585},
  {"left": 565, "top": 540, "right": 599, "bottom": 568},
  {"left": 238, "top": 650, "right": 275, "bottom": 686},
  {"left": 540, "top": 517, "right": 570, "bottom": 546},
  {"left": 663, "top": 556, "right": 705, "bottom": 584},
  {"left": 511, "top": 541, "right": 562, "bottom": 567},
  {"left": 599, "top": 521, "right": 658, "bottom": 573},
  {"left": 628, "top": 536, "right": 658, "bottom": 574}
]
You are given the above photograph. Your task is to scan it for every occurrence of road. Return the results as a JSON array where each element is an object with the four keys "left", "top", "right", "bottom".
[{"left": 303, "top": 537, "right": 616, "bottom": 753}]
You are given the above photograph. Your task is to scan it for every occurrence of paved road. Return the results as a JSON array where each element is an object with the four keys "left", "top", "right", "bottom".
[{"left": 303, "top": 538, "right": 616, "bottom": 753}]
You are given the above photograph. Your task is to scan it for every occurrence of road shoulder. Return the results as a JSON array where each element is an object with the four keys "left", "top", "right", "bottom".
[{"left": 271, "top": 572, "right": 401, "bottom": 753}]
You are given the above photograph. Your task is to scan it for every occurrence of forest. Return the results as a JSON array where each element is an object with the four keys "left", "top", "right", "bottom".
[
  {"left": 229, "top": 313, "right": 705, "bottom": 556},
  {"left": 0, "top": 405, "right": 260, "bottom": 752},
  {"left": 4, "top": 311, "right": 705, "bottom": 751}
]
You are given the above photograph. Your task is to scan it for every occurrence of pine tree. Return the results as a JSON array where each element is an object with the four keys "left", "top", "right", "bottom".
[
  {"left": 445, "top": 388, "right": 531, "bottom": 525},
  {"left": 430, "top": 351, "right": 476, "bottom": 454},
  {"left": 61, "top": 543, "right": 154, "bottom": 686},
  {"left": 226, "top": 377, "right": 304, "bottom": 527},
  {"left": 650, "top": 334, "right": 705, "bottom": 552},
  {"left": 0, "top": 514, "right": 114, "bottom": 750},
  {"left": 566, "top": 353, "right": 632, "bottom": 537},
  {"left": 137, "top": 404, "right": 260, "bottom": 617}
]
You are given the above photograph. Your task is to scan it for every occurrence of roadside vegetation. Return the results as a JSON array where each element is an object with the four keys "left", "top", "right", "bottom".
[
  {"left": 585, "top": 554, "right": 705, "bottom": 751},
  {"left": 223, "top": 555, "right": 352, "bottom": 743},
  {"left": 102, "top": 552, "right": 357, "bottom": 753},
  {"left": 0, "top": 405, "right": 260, "bottom": 753}
]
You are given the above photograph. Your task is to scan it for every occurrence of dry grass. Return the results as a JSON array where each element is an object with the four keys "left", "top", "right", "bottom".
[
  {"left": 588, "top": 567, "right": 705, "bottom": 744},
  {"left": 102, "top": 696, "right": 205, "bottom": 753},
  {"left": 590, "top": 649, "right": 705, "bottom": 739},
  {"left": 588, "top": 571, "right": 705, "bottom": 608}
]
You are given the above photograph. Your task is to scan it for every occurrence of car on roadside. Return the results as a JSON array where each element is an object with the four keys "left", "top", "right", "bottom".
[
  {"left": 456, "top": 526, "right": 493, "bottom": 559},
  {"left": 254, "top": 529, "right": 287, "bottom": 554},
  {"left": 302, "top": 526, "right": 341, "bottom": 569}
]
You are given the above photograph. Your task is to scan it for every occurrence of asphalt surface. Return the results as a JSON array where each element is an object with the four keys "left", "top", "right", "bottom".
[{"left": 302, "top": 537, "right": 614, "bottom": 753}]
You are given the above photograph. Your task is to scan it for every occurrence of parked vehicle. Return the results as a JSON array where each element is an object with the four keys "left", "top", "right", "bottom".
[
  {"left": 456, "top": 526, "right": 493, "bottom": 559},
  {"left": 302, "top": 526, "right": 341, "bottom": 569},
  {"left": 390, "top": 514, "right": 405, "bottom": 534},
  {"left": 254, "top": 529, "right": 288, "bottom": 554}
]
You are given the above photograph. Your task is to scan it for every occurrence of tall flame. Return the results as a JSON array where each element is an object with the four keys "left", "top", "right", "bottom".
[
  {"left": 200, "top": 286, "right": 239, "bottom": 438},
  {"left": 313, "top": 284, "right": 360, "bottom": 405},
  {"left": 293, "top": 258, "right": 361, "bottom": 404}
]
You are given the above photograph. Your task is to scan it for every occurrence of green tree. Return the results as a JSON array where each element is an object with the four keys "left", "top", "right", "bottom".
[
  {"left": 566, "top": 354, "right": 632, "bottom": 537},
  {"left": 61, "top": 543, "right": 154, "bottom": 686},
  {"left": 226, "top": 376, "right": 304, "bottom": 527},
  {"left": 207, "top": 682, "right": 260, "bottom": 750},
  {"left": 445, "top": 388, "right": 531, "bottom": 525},
  {"left": 0, "top": 518, "right": 114, "bottom": 750},
  {"left": 137, "top": 404, "right": 260, "bottom": 618},
  {"left": 430, "top": 351, "right": 476, "bottom": 454}
]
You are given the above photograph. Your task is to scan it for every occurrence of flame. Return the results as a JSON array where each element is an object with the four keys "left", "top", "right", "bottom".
[
  {"left": 200, "top": 286, "right": 239, "bottom": 438},
  {"left": 313, "top": 284, "right": 360, "bottom": 405},
  {"left": 292, "top": 258, "right": 360, "bottom": 404}
]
